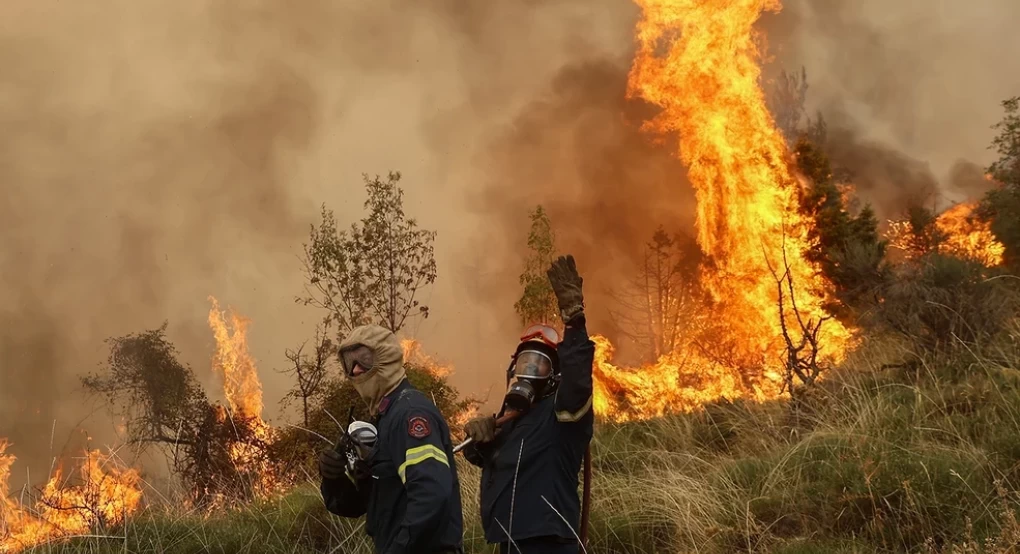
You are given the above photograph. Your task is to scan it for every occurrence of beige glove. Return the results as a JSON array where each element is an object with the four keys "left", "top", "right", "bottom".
[{"left": 464, "top": 415, "right": 497, "bottom": 444}]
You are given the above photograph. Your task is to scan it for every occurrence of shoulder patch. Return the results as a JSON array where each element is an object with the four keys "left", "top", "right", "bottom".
[{"left": 407, "top": 415, "right": 431, "bottom": 439}]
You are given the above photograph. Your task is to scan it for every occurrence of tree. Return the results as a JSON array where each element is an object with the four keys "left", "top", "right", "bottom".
[
  {"left": 514, "top": 205, "right": 559, "bottom": 327},
  {"left": 299, "top": 171, "right": 437, "bottom": 337},
  {"left": 277, "top": 326, "right": 333, "bottom": 427},
  {"left": 794, "top": 138, "right": 890, "bottom": 319},
  {"left": 978, "top": 97, "right": 1020, "bottom": 271},
  {"left": 81, "top": 323, "right": 208, "bottom": 452},
  {"left": 610, "top": 226, "right": 703, "bottom": 362},
  {"left": 83, "top": 324, "right": 271, "bottom": 506},
  {"left": 766, "top": 66, "right": 809, "bottom": 144},
  {"left": 987, "top": 96, "right": 1020, "bottom": 187},
  {"left": 765, "top": 242, "right": 830, "bottom": 403}
]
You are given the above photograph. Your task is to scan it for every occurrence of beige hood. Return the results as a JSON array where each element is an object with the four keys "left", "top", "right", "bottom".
[{"left": 340, "top": 324, "right": 405, "bottom": 413}]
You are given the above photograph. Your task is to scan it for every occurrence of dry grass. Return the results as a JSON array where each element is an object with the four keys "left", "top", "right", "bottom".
[{"left": 18, "top": 324, "right": 1020, "bottom": 553}]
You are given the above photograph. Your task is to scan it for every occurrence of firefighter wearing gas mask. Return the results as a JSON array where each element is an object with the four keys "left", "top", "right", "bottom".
[
  {"left": 462, "top": 255, "right": 595, "bottom": 554},
  {"left": 317, "top": 324, "right": 464, "bottom": 554}
]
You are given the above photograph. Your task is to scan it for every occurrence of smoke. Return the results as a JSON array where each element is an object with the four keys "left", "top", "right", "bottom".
[
  {"left": 3, "top": 0, "right": 1016, "bottom": 484},
  {"left": 773, "top": 0, "right": 1020, "bottom": 211},
  {"left": 0, "top": 0, "right": 643, "bottom": 479}
]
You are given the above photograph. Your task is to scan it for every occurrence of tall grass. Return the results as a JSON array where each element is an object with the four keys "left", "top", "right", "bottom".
[{"left": 21, "top": 324, "right": 1020, "bottom": 553}]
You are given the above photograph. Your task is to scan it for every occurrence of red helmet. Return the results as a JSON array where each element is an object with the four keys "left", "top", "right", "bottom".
[
  {"left": 507, "top": 323, "right": 560, "bottom": 384},
  {"left": 518, "top": 323, "right": 560, "bottom": 350}
]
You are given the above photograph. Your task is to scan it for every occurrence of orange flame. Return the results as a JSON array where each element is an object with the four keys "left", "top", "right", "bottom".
[
  {"left": 207, "top": 297, "right": 278, "bottom": 496},
  {"left": 936, "top": 202, "right": 1004, "bottom": 266},
  {"left": 593, "top": 0, "right": 851, "bottom": 421},
  {"left": 208, "top": 296, "right": 264, "bottom": 419},
  {"left": 401, "top": 338, "right": 451, "bottom": 378},
  {"left": 1, "top": 441, "right": 141, "bottom": 553},
  {"left": 886, "top": 201, "right": 1004, "bottom": 266}
]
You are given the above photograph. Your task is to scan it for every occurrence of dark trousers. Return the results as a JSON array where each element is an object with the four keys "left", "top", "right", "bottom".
[{"left": 498, "top": 536, "right": 578, "bottom": 554}]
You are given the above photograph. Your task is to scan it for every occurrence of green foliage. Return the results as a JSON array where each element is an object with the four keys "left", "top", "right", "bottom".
[
  {"left": 988, "top": 97, "right": 1020, "bottom": 188},
  {"left": 82, "top": 323, "right": 208, "bottom": 446},
  {"left": 513, "top": 205, "right": 559, "bottom": 327},
  {"left": 82, "top": 325, "right": 267, "bottom": 505},
  {"left": 299, "top": 172, "right": 437, "bottom": 337},
  {"left": 978, "top": 97, "right": 1020, "bottom": 272},
  {"left": 874, "top": 253, "right": 1019, "bottom": 352},
  {"left": 794, "top": 138, "right": 891, "bottom": 319},
  {"left": 978, "top": 186, "right": 1020, "bottom": 271}
]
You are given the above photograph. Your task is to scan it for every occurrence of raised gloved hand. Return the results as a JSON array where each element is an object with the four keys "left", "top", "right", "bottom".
[
  {"left": 318, "top": 448, "right": 347, "bottom": 481},
  {"left": 464, "top": 415, "right": 497, "bottom": 444},
  {"left": 547, "top": 255, "right": 584, "bottom": 323}
]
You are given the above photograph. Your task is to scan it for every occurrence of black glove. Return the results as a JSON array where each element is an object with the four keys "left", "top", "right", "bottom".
[
  {"left": 464, "top": 415, "right": 497, "bottom": 444},
  {"left": 547, "top": 255, "right": 584, "bottom": 323},
  {"left": 318, "top": 449, "right": 347, "bottom": 481},
  {"left": 350, "top": 459, "right": 373, "bottom": 483}
]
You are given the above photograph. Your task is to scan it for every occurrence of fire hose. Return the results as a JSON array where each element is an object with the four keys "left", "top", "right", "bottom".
[{"left": 452, "top": 410, "right": 592, "bottom": 554}]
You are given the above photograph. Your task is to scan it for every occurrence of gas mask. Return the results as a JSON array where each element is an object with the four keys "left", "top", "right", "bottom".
[
  {"left": 502, "top": 323, "right": 561, "bottom": 412},
  {"left": 503, "top": 349, "right": 557, "bottom": 412},
  {"left": 342, "top": 420, "right": 378, "bottom": 470}
]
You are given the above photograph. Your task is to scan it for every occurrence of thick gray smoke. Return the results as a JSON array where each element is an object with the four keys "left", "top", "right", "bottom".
[
  {"left": 774, "top": 0, "right": 1020, "bottom": 214},
  {"left": 0, "top": 0, "right": 640, "bottom": 482},
  {"left": 2, "top": 0, "right": 1016, "bottom": 487}
]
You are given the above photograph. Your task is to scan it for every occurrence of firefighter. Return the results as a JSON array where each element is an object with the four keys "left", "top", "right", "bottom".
[
  {"left": 462, "top": 254, "right": 595, "bottom": 554},
  {"left": 317, "top": 324, "right": 464, "bottom": 554}
]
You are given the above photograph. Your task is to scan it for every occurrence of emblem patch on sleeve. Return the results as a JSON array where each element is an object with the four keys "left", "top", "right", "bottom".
[{"left": 407, "top": 416, "right": 431, "bottom": 439}]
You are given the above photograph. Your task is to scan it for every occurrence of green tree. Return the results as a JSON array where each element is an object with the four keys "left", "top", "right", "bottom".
[
  {"left": 794, "top": 138, "right": 890, "bottom": 319},
  {"left": 299, "top": 172, "right": 438, "bottom": 337},
  {"left": 978, "top": 97, "right": 1020, "bottom": 271},
  {"left": 988, "top": 97, "right": 1020, "bottom": 187},
  {"left": 514, "top": 205, "right": 559, "bottom": 327}
]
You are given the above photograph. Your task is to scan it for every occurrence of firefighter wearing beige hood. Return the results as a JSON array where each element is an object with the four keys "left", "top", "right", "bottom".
[{"left": 318, "top": 324, "right": 464, "bottom": 554}]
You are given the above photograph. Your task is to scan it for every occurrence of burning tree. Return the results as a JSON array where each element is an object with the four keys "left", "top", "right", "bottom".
[
  {"left": 83, "top": 303, "right": 282, "bottom": 507},
  {"left": 299, "top": 171, "right": 438, "bottom": 338},
  {"left": 514, "top": 205, "right": 559, "bottom": 327},
  {"left": 794, "top": 138, "right": 890, "bottom": 319}
]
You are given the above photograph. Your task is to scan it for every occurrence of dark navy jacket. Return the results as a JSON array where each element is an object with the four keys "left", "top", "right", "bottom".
[
  {"left": 464, "top": 317, "right": 596, "bottom": 543},
  {"left": 321, "top": 379, "right": 464, "bottom": 554}
]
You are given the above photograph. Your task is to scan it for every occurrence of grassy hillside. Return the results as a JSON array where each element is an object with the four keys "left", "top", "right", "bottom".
[{"left": 22, "top": 325, "right": 1020, "bottom": 553}]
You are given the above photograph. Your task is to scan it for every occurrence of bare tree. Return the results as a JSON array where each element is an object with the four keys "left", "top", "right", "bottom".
[
  {"left": 278, "top": 326, "right": 333, "bottom": 427},
  {"left": 609, "top": 226, "right": 703, "bottom": 362},
  {"left": 299, "top": 171, "right": 437, "bottom": 337},
  {"left": 764, "top": 238, "right": 831, "bottom": 402}
]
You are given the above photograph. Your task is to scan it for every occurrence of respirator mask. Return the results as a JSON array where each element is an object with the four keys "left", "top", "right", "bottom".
[
  {"left": 341, "top": 420, "right": 378, "bottom": 472},
  {"left": 504, "top": 349, "right": 556, "bottom": 412}
]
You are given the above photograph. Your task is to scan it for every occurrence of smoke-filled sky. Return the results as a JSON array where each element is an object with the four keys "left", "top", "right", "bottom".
[{"left": 1, "top": 0, "right": 1018, "bottom": 477}]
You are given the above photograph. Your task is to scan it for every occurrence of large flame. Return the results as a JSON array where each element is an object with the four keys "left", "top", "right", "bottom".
[
  {"left": 208, "top": 296, "right": 264, "bottom": 419},
  {"left": 593, "top": 0, "right": 851, "bottom": 421},
  {"left": 207, "top": 297, "right": 278, "bottom": 496},
  {"left": 1, "top": 441, "right": 142, "bottom": 553}
]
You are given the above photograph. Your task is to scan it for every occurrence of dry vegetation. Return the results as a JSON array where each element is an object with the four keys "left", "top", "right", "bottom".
[{"left": 16, "top": 316, "right": 1020, "bottom": 553}]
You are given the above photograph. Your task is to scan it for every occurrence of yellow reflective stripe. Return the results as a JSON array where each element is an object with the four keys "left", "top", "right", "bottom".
[
  {"left": 556, "top": 394, "right": 593, "bottom": 422},
  {"left": 397, "top": 444, "right": 449, "bottom": 483}
]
